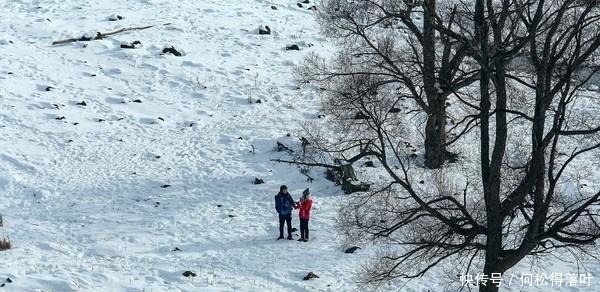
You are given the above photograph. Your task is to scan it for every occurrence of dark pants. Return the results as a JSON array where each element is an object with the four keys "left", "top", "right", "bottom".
[
  {"left": 300, "top": 219, "right": 309, "bottom": 240},
  {"left": 279, "top": 214, "right": 292, "bottom": 237}
]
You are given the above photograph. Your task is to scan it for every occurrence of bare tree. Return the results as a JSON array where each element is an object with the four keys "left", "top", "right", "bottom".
[
  {"left": 291, "top": 1, "right": 600, "bottom": 291},
  {"left": 299, "top": 0, "right": 479, "bottom": 169}
]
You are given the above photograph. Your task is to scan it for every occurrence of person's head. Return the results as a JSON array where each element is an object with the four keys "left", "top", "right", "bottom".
[
  {"left": 301, "top": 188, "right": 310, "bottom": 202},
  {"left": 280, "top": 185, "right": 288, "bottom": 194}
]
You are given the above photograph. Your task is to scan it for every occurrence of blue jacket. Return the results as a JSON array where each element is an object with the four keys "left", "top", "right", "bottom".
[{"left": 275, "top": 192, "right": 295, "bottom": 216}]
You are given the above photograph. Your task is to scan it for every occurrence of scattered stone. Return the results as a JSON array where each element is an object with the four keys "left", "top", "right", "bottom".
[
  {"left": 228, "top": 215, "right": 235, "bottom": 218},
  {"left": 255, "top": 99, "right": 262, "bottom": 104},
  {"left": 238, "top": 137, "right": 243, "bottom": 140},
  {"left": 216, "top": 204, "right": 223, "bottom": 208},
  {"left": 157, "top": 117, "right": 165, "bottom": 121},
  {"left": 6, "top": 278, "right": 12, "bottom": 283},
  {"left": 297, "top": 3, "right": 303, "bottom": 8},
  {"left": 66, "top": 140, "right": 73, "bottom": 143},
  {"left": 345, "top": 246, "right": 361, "bottom": 254},
  {"left": 45, "top": 86, "right": 54, "bottom": 91},
  {"left": 173, "top": 247, "right": 182, "bottom": 252},
  {"left": 258, "top": 25, "right": 271, "bottom": 35},
  {"left": 362, "top": 161, "right": 375, "bottom": 168},
  {"left": 161, "top": 184, "right": 171, "bottom": 188},
  {"left": 132, "top": 99, "right": 142, "bottom": 103},
  {"left": 162, "top": 46, "right": 182, "bottom": 57},
  {"left": 303, "top": 272, "right": 319, "bottom": 280},
  {"left": 409, "top": 153, "right": 418, "bottom": 159},
  {"left": 286, "top": 44, "right": 300, "bottom": 51},
  {"left": 108, "top": 15, "right": 124, "bottom": 21},
  {"left": 253, "top": 177, "right": 265, "bottom": 185},
  {"left": 98, "top": 118, "right": 105, "bottom": 122},
  {"left": 182, "top": 271, "right": 197, "bottom": 277},
  {"left": 388, "top": 107, "right": 401, "bottom": 113},
  {"left": 271, "top": 5, "right": 278, "bottom": 10},
  {"left": 76, "top": 101, "right": 87, "bottom": 106},
  {"left": 73, "top": 122, "right": 79, "bottom": 125},
  {"left": 121, "top": 40, "right": 142, "bottom": 49},
  {"left": 55, "top": 116, "right": 66, "bottom": 120},
  {"left": 419, "top": 180, "right": 425, "bottom": 184},
  {"left": 302, "top": 0, "right": 310, "bottom": 3},
  {"left": 155, "top": 202, "right": 160, "bottom": 207},
  {"left": 353, "top": 112, "right": 369, "bottom": 120}
]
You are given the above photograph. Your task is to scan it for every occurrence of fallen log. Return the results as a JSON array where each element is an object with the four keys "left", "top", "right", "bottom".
[{"left": 51, "top": 23, "right": 172, "bottom": 45}]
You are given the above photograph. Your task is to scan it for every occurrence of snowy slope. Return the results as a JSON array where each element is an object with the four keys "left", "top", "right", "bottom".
[{"left": 0, "top": 0, "right": 378, "bottom": 291}]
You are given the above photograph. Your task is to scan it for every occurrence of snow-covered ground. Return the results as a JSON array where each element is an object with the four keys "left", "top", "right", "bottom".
[
  {"left": 0, "top": 0, "right": 373, "bottom": 291},
  {"left": 0, "top": 0, "right": 598, "bottom": 291}
]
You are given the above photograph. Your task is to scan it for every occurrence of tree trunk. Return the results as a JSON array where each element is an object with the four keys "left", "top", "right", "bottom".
[
  {"left": 424, "top": 101, "right": 448, "bottom": 169},
  {"left": 422, "top": 0, "right": 449, "bottom": 169}
]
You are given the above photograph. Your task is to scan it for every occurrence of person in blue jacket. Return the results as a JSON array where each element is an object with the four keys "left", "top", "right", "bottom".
[{"left": 275, "top": 185, "right": 297, "bottom": 240}]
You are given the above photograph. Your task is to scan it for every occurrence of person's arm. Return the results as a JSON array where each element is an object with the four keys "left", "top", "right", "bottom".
[
  {"left": 288, "top": 195, "right": 297, "bottom": 209},
  {"left": 275, "top": 196, "right": 280, "bottom": 213}
]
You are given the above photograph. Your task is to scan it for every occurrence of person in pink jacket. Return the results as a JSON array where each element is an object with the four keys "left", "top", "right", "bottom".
[{"left": 297, "top": 188, "right": 313, "bottom": 242}]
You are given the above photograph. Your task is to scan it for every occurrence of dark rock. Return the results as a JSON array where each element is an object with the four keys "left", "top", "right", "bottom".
[
  {"left": 253, "top": 178, "right": 265, "bottom": 185},
  {"left": 217, "top": 204, "right": 223, "bottom": 207},
  {"left": 388, "top": 107, "right": 401, "bottom": 113},
  {"left": 362, "top": 161, "right": 375, "bottom": 168},
  {"left": 67, "top": 140, "right": 73, "bottom": 143},
  {"left": 55, "top": 116, "right": 66, "bottom": 120},
  {"left": 157, "top": 117, "right": 164, "bottom": 121},
  {"left": 6, "top": 278, "right": 12, "bottom": 283},
  {"left": 271, "top": 5, "right": 278, "bottom": 10},
  {"left": 258, "top": 25, "right": 271, "bottom": 35},
  {"left": 162, "top": 46, "right": 182, "bottom": 57},
  {"left": 45, "top": 86, "right": 54, "bottom": 91},
  {"left": 353, "top": 112, "right": 369, "bottom": 120},
  {"left": 302, "top": 0, "right": 310, "bottom": 3},
  {"left": 286, "top": 44, "right": 300, "bottom": 51},
  {"left": 73, "top": 122, "right": 79, "bottom": 125},
  {"left": 121, "top": 40, "right": 142, "bottom": 49},
  {"left": 132, "top": 99, "right": 142, "bottom": 103},
  {"left": 345, "top": 246, "right": 361, "bottom": 254},
  {"left": 76, "top": 101, "right": 87, "bottom": 106},
  {"left": 182, "top": 271, "right": 197, "bottom": 277},
  {"left": 161, "top": 184, "right": 171, "bottom": 188},
  {"left": 255, "top": 99, "right": 262, "bottom": 104},
  {"left": 419, "top": 180, "right": 425, "bottom": 184},
  {"left": 303, "top": 272, "right": 319, "bottom": 280},
  {"left": 108, "top": 15, "right": 124, "bottom": 21},
  {"left": 409, "top": 153, "right": 418, "bottom": 159},
  {"left": 98, "top": 119, "right": 105, "bottom": 122},
  {"left": 297, "top": 3, "right": 303, "bottom": 8},
  {"left": 228, "top": 215, "right": 235, "bottom": 218},
  {"left": 173, "top": 247, "right": 182, "bottom": 252}
]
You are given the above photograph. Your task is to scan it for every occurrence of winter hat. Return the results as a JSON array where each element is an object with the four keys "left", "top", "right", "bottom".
[
  {"left": 280, "top": 185, "right": 288, "bottom": 192},
  {"left": 303, "top": 188, "right": 310, "bottom": 196}
]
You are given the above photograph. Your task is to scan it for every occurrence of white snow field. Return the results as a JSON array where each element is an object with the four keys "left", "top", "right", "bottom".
[{"left": 0, "top": 0, "right": 598, "bottom": 292}]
